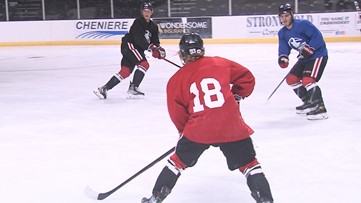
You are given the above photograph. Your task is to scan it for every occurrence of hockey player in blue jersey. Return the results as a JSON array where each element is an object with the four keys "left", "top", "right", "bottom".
[{"left": 277, "top": 3, "right": 329, "bottom": 120}]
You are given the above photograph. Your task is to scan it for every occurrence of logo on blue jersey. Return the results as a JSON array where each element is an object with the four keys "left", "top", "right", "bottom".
[{"left": 288, "top": 37, "right": 304, "bottom": 50}]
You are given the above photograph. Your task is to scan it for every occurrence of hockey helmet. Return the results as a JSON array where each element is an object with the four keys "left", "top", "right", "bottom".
[
  {"left": 141, "top": 2, "right": 153, "bottom": 11},
  {"left": 179, "top": 33, "right": 205, "bottom": 64},
  {"left": 279, "top": 3, "right": 293, "bottom": 15}
]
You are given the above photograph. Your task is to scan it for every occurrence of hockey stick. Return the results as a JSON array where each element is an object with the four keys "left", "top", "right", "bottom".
[
  {"left": 85, "top": 147, "right": 175, "bottom": 200},
  {"left": 267, "top": 75, "right": 287, "bottom": 101},
  {"left": 163, "top": 58, "right": 182, "bottom": 68},
  {"left": 267, "top": 60, "right": 301, "bottom": 101}
]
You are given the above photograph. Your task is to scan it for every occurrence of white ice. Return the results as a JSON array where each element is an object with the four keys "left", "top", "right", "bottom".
[{"left": 1, "top": 42, "right": 361, "bottom": 203}]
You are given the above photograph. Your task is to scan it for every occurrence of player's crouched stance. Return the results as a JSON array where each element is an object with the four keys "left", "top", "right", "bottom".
[
  {"left": 277, "top": 3, "right": 328, "bottom": 120},
  {"left": 141, "top": 33, "right": 273, "bottom": 203}
]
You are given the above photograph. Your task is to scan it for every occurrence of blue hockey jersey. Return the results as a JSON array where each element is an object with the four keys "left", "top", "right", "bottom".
[{"left": 278, "top": 19, "right": 328, "bottom": 61}]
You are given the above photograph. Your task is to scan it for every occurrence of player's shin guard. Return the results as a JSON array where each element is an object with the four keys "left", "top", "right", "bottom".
[
  {"left": 149, "top": 159, "right": 182, "bottom": 202},
  {"left": 240, "top": 159, "right": 273, "bottom": 203},
  {"left": 105, "top": 74, "right": 122, "bottom": 90},
  {"left": 305, "top": 83, "right": 328, "bottom": 119},
  {"left": 305, "top": 83, "right": 323, "bottom": 104},
  {"left": 248, "top": 174, "right": 273, "bottom": 203},
  {"left": 132, "top": 61, "right": 149, "bottom": 87},
  {"left": 291, "top": 82, "right": 308, "bottom": 102},
  {"left": 132, "top": 69, "right": 145, "bottom": 88}
]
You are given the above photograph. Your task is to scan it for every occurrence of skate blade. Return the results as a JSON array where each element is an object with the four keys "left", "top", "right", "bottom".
[
  {"left": 126, "top": 94, "right": 145, "bottom": 99},
  {"left": 93, "top": 90, "right": 105, "bottom": 99},
  {"left": 296, "top": 106, "right": 317, "bottom": 114},
  {"left": 307, "top": 113, "right": 329, "bottom": 120}
]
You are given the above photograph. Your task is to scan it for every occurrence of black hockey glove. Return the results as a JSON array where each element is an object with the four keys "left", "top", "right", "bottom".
[
  {"left": 298, "top": 43, "right": 315, "bottom": 59},
  {"left": 234, "top": 94, "right": 243, "bottom": 102},
  {"left": 234, "top": 94, "right": 243, "bottom": 106},
  {"left": 278, "top": 55, "right": 289, "bottom": 68}
]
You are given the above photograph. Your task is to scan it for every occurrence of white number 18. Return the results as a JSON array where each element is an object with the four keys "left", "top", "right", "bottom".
[{"left": 190, "top": 78, "right": 225, "bottom": 113}]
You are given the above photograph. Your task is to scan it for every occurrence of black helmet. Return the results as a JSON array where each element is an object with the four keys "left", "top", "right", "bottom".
[
  {"left": 141, "top": 2, "right": 153, "bottom": 11},
  {"left": 279, "top": 3, "right": 293, "bottom": 15},
  {"left": 179, "top": 33, "right": 205, "bottom": 64}
]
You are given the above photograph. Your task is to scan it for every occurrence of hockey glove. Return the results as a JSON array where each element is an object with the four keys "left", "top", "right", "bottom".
[
  {"left": 234, "top": 94, "right": 243, "bottom": 102},
  {"left": 278, "top": 55, "right": 289, "bottom": 68},
  {"left": 298, "top": 43, "right": 315, "bottom": 59},
  {"left": 234, "top": 94, "right": 243, "bottom": 106},
  {"left": 149, "top": 44, "right": 166, "bottom": 59}
]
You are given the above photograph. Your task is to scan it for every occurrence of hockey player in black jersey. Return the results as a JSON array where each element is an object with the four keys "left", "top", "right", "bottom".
[{"left": 94, "top": 2, "right": 166, "bottom": 99}]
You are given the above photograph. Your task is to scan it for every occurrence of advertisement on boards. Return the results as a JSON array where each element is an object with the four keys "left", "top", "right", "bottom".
[
  {"left": 244, "top": 14, "right": 314, "bottom": 37},
  {"left": 154, "top": 17, "right": 212, "bottom": 39},
  {"left": 243, "top": 12, "right": 361, "bottom": 38},
  {"left": 74, "top": 19, "right": 133, "bottom": 39},
  {"left": 317, "top": 12, "right": 353, "bottom": 36}
]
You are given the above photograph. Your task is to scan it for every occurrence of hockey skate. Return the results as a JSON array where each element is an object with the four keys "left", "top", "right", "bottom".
[
  {"left": 127, "top": 82, "right": 145, "bottom": 99},
  {"left": 251, "top": 191, "right": 273, "bottom": 203},
  {"left": 141, "top": 186, "right": 171, "bottom": 203},
  {"left": 93, "top": 86, "right": 107, "bottom": 99},
  {"left": 306, "top": 104, "right": 328, "bottom": 120},
  {"left": 295, "top": 101, "right": 318, "bottom": 114}
]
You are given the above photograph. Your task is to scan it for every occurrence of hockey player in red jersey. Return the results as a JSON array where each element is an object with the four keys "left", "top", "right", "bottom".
[
  {"left": 94, "top": 2, "right": 165, "bottom": 99},
  {"left": 141, "top": 33, "right": 273, "bottom": 203}
]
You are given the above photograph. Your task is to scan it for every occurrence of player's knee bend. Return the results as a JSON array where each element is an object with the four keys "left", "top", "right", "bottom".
[
  {"left": 239, "top": 158, "right": 263, "bottom": 178},
  {"left": 286, "top": 74, "right": 301, "bottom": 86},
  {"left": 302, "top": 77, "right": 316, "bottom": 88},
  {"left": 136, "top": 60, "right": 150, "bottom": 73},
  {"left": 169, "top": 154, "right": 188, "bottom": 174},
  {"left": 166, "top": 159, "right": 182, "bottom": 177},
  {"left": 117, "top": 66, "right": 131, "bottom": 80}
]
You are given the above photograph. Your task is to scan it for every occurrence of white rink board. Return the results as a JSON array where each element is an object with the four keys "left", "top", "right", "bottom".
[{"left": 0, "top": 12, "right": 360, "bottom": 45}]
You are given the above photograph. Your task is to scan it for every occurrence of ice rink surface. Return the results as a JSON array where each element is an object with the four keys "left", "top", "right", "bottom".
[{"left": 1, "top": 42, "right": 361, "bottom": 203}]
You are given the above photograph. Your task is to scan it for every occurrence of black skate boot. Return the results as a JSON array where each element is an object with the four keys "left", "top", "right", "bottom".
[
  {"left": 127, "top": 82, "right": 145, "bottom": 97},
  {"left": 251, "top": 190, "right": 273, "bottom": 203},
  {"left": 94, "top": 85, "right": 107, "bottom": 99},
  {"left": 306, "top": 103, "right": 328, "bottom": 120},
  {"left": 141, "top": 186, "right": 171, "bottom": 203},
  {"left": 295, "top": 101, "right": 318, "bottom": 114}
]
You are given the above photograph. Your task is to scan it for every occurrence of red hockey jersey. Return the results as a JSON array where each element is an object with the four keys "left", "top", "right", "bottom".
[{"left": 166, "top": 56, "right": 255, "bottom": 144}]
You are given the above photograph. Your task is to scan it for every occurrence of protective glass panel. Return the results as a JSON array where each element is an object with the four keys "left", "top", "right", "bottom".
[
  {"left": 44, "top": 0, "right": 77, "bottom": 20},
  {"left": 8, "top": 0, "right": 42, "bottom": 21},
  {"left": 0, "top": 0, "right": 5, "bottom": 21}
]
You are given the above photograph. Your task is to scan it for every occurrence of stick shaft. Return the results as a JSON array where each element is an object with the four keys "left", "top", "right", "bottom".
[
  {"left": 267, "top": 76, "right": 287, "bottom": 101},
  {"left": 163, "top": 58, "right": 182, "bottom": 68},
  {"left": 267, "top": 60, "right": 301, "bottom": 101},
  {"left": 96, "top": 147, "right": 176, "bottom": 200}
]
